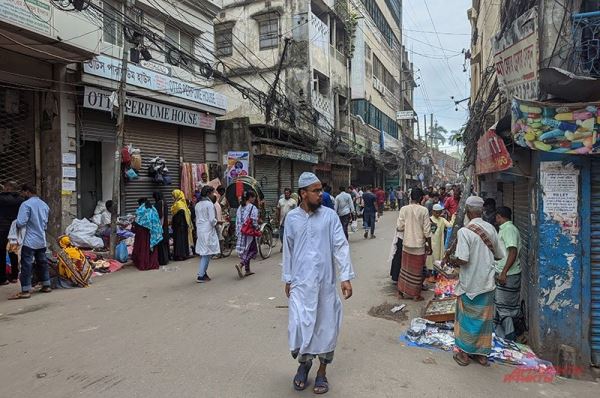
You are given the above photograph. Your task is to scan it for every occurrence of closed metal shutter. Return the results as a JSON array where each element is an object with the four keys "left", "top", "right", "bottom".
[
  {"left": 254, "top": 156, "right": 279, "bottom": 209},
  {"left": 0, "top": 88, "right": 36, "bottom": 186},
  {"left": 591, "top": 161, "right": 600, "bottom": 365},
  {"left": 512, "top": 178, "right": 531, "bottom": 281},
  {"left": 315, "top": 170, "right": 332, "bottom": 187},
  {"left": 181, "top": 127, "right": 205, "bottom": 163},
  {"left": 280, "top": 159, "right": 293, "bottom": 193},
  {"left": 292, "top": 160, "right": 314, "bottom": 190},
  {"left": 124, "top": 118, "right": 180, "bottom": 214},
  {"left": 81, "top": 110, "right": 116, "bottom": 142},
  {"left": 502, "top": 181, "right": 514, "bottom": 209}
]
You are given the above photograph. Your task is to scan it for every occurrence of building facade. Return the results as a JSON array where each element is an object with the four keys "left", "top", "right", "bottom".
[{"left": 214, "top": 0, "right": 354, "bottom": 207}]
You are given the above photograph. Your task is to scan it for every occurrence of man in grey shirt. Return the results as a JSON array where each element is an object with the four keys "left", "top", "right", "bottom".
[
  {"left": 10, "top": 184, "right": 51, "bottom": 299},
  {"left": 334, "top": 186, "right": 355, "bottom": 240}
]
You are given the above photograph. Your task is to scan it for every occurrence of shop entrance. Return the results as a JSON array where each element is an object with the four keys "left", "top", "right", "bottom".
[{"left": 79, "top": 141, "right": 103, "bottom": 218}]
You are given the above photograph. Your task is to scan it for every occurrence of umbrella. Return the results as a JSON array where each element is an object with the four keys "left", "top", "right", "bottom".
[{"left": 225, "top": 176, "right": 264, "bottom": 208}]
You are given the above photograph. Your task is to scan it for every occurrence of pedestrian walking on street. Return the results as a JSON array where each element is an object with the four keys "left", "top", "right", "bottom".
[
  {"left": 277, "top": 188, "right": 297, "bottom": 252},
  {"left": 0, "top": 181, "right": 23, "bottom": 285},
  {"left": 214, "top": 186, "right": 226, "bottom": 258},
  {"left": 9, "top": 184, "right": 51, "bottom": 299},
  {"left": 494, "top": 206, "right": 523, "bottom": 340},
  {"left": 375, "top": 187, "right": 386, "bottom": 216},
  {"left": 235, "top": 190, "right": 259, "bottom": 278},
  {"left": 171, "top": 189, "right": 192, "bottom": 261},
  {"left": 362, "top": 186, "right": 377, "bottom": 239},
  {"left": 153, "top": 191, "right": 170, "bottom": 266},
  {"left": 396, "top": 188, "right": 432, "bottom": 301},
  {"left": 334, "top": 186, "right": 355, "bottom": 240},
  {"left": 321, "top": 184, "right": 335, "bottom": 210},
  {"left": 195, "top": 186, "right": 220, "bottom": 282},
  {"left": 444, "top": 196, "right": 505, "bottom": 367},
  {"left": 132, "top": 198, "right": 162, "bottom": 271},
  {"left": 282, "top": 172, "right": 355, "bottom": 394},
  {"left": 389, "top": 188, "right": 397, "bottom": 210}
]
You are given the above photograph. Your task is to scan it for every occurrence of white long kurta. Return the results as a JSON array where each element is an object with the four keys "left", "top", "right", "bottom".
[
  {"left": 282, "top": 206, "right": 356, "bottom": 355},
  {"left": 195, "top": 200, "right": 220, "bottom": 256}
]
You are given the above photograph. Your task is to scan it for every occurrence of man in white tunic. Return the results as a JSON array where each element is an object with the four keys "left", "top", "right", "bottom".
[{"left": 282, "top": 172, "right": 355, "bottom": 394}]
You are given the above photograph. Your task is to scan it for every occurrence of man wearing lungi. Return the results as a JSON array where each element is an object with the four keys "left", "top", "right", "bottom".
[{"left": 445, "top": 196, "right": 505, "bottom": 367}]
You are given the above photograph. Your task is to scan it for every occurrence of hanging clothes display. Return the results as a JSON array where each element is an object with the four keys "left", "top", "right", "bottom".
[{"left": 180, "top": 162, "right": 209, "bottom": 200}]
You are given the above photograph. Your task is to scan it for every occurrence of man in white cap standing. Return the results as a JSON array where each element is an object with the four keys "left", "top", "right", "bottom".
[
  {"left": 282, "top": 172, "right": 355, "bottom": 394},
  {"left": 444, "top": 195, "right": 505, "bottom": 367}
]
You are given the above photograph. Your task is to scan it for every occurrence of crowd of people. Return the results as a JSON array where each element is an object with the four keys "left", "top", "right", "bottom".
[{"left": 389, "top": 183, "right": 524, "bottom": 368}]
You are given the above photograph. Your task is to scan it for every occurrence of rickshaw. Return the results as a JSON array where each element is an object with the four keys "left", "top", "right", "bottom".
[{"left": 222, "top": 176, "right": 276, "bottom": 259}]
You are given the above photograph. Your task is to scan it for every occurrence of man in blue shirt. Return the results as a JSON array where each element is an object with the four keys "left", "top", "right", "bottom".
[
  {"left": 321, "top": 184, "right": 335, "bottom": 210},
  {"left": 10, "top": 184, "right": 51, "bottom": 299}
]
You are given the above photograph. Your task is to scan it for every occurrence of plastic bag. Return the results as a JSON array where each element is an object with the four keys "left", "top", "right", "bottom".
[
  {"left": 351, "top": 220, "right": 358, "bottom": 232},
  {"left": 131, "top": 154, "right": 142, "bottom": 170},
  {"left": 65, "top": 219, "right": 104, "bottom": 249},
  {"left": 126, "top": 168, "right": 138, "bottom": 180},
  {"left": 115, "top": 241, "right": 128, "bottom": 263}
]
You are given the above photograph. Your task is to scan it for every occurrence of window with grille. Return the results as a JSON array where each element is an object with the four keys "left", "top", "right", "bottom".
[
  {"left": 259, "top": 18, "right": 279, "bottom": 50},
  {"left": 166, "top": 24, "right": 195, "bottom": 55},
  {"left": 215, "top": 27, "right": 233, "bottom": 56},
  {"left": 103, "top": 0, "right": 123, "bottom": 46},
  {"left": 373, "top": 55, "right": 398, "bottom": 95}
]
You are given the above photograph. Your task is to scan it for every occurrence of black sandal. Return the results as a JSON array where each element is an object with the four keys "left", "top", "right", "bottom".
[
  {"left": 293, "top": 360, "right": 312, "bottom": 391},
  {"left": 313, "top": 375, "right": 329, "bottom": 394}
]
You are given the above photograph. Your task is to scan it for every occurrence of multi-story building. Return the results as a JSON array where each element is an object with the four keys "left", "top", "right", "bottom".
[
  {"left": 349, "top": 0, "right": 411, "bottom": 189},
  {"left": 78, "top": 0, "right": 226, "bottom": 217},
  {"left": 214, "top": 0, "right": 355, "bottom": 207},
  {"left": 0, "top": 0, "right": 101, "bottom": 237}
]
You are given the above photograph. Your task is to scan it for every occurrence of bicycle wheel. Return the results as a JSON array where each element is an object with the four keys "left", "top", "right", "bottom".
[
  {"left": 221, "top": 238, "right": 233, "bottom": 258},
  {"left": 259, "top": 227, "right": 273, "bottom": 259}
]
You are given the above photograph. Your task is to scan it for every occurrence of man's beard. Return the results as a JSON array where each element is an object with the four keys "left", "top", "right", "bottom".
[{"left": 307, "top": 201, "right": 321, "bottom": 211}]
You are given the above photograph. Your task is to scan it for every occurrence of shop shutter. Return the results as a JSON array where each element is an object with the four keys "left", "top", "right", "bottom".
[
  {"left": 512, "top": 178, "right": 530, "bottom": 280},
  {"left": 280, "top": 159, "right": 293, "bottom": 194},
  {"left": 315, "top": 170, "right": 332, "bottom": 187},
  {"left": 81, "top": 110, "right": 116, "bottom": 143},
  {"left": 292, "top": 160, "right": 315, "bottom": 191},
  {"left": 181, "top": 127, "right": 205, "bottom": 163},
  {"left": 0, "top": 88, "right": 36, "bottom": 187},
  {"left": 502, "top": 182, "right": 514, "bottom": 209},
  {"left": 254, "top": 156, "right": 279, "bottom": 209},
  {"left": 590, "top": 161, "right": 600, "bottom": 365},
  {"left": 123, "top": 118, "right": 180, "bottom": 214}
]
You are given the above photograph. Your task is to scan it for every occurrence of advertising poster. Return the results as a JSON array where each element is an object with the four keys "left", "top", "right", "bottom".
[{"left": 225, "top": 151, "right": 249, "bottom": 184}]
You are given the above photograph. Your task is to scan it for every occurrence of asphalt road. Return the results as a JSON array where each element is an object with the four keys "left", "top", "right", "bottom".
[{"left": 0, "top": 213, "right": 596, "bottom": 398}]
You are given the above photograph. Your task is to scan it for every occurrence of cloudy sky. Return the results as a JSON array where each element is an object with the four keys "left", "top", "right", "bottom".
[{"left": 402, "top": 0, "right": 472, "bottom": 148}]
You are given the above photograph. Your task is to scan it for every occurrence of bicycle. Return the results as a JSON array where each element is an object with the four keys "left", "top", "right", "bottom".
[
  {"left": 258, "top": 207, "right": 278, "bottom": 259},
  {"left": 220, "top": 209, "right": 236, "bottom": 258}
]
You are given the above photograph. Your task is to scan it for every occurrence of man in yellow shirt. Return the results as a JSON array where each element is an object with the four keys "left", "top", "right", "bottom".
[{"left": 494, "top": 206, "right": 522, "bottom": 341}]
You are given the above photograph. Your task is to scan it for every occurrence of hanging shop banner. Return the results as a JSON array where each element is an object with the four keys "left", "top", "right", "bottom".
[
  {"left": 476, "top": 129, "right": 513, "bottom": 174},
  {"left": 512, "top": 98, "right": 600, "bottom": 154},
  {"left": 492, "top": 7, "right": 539, "bottom": 100},
  {"left": 396, "top": 111, "right": 415, "bottom": 120},
  {"left": 0, "top": 0, "right": 52, "bottom": 36},
  {"left": 83, "top": 55, "right": 227, "bottom": 111},
  {"left": 83, "top": 87, "right": 216, "bottom": 130},
  {"left": 255, "top": 144, "right": 319, "bottom": 164},
  {"left": 380, "top": 130, "right": 402, "bottom": 153},
  {"left": 225, "top": 151, "right": 250, "bottom": 184}
]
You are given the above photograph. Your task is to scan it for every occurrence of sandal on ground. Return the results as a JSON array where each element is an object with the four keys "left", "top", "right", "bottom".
[
  {"left": 469, "top": 354, "right": 490, "bottom": 367},
  {"left": 8, "top": 291, "right": 31, "bottom": 300},
  {"left": 235, "top": 264, "right": 244, "bottom": 279},
  {"left": 0, "top": 281, "right": 9, "bottom": 286},
  {"left": 293, "top": 360, "right": 312, "bottom": 391},
  {"left": 313, "top": 375, "right": 329, "bottom": 394},
  {"left": 40, "top": 286, "right": 52, "bottom": 293},
  {"left": 453, "top": 352, "right": 470, "bottom": 366},
  {"left": 244, "top": 271, "right": 255, "bottom": 277}
]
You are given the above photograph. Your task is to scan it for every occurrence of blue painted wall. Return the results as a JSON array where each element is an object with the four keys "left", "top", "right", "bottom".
[{"left": 532, "top": 152, "right": 591, "bottom": 366}]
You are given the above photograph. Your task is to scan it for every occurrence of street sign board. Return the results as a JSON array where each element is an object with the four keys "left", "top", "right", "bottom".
[{"left": 396, "top": 111, "right": 415, "bottom": 120}]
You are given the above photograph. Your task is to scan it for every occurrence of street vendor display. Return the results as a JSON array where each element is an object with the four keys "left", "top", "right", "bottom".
[{"left": 512, "top": 98, "right": 600, "bottom": 154}]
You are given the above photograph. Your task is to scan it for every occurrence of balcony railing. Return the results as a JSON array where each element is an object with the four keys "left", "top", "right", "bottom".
[{"left": 571, "top": 11, "right": 600, "bottom": 77}]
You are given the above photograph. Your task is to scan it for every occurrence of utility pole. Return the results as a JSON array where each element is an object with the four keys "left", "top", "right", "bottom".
[
  {"left": 423, "top": 114, "right": 427, "bottom": 147},
  {"left": 265, "top": 37, "right": 291, "bottom": 124},
  {"left": 109, "top": 0, "right": 133, "bottom": 258},
  {"left": 430, "top": 113, "right": 434, "bottom": 149}
]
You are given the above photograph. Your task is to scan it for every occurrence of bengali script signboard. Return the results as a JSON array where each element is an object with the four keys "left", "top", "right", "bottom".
[{"left": 476, "top": 129, "right": 513, "bottom": 174}]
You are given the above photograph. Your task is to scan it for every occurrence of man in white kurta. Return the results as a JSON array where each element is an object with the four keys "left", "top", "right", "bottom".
[{"left": 282, "top": 172, "right": 355, "bottom": 394}]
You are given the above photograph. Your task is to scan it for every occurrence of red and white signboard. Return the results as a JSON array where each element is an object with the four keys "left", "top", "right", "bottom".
[{"left": 476, "top": 129, "right": 513, "bottom": 175}]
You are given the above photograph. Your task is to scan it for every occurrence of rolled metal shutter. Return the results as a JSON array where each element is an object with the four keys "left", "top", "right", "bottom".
[
  {"left": 81, "top": 110, "right": 116, "bottom": 143},
  {"left": 591, "top": 161, "right": 600, "bottom": 365},
  {"left": 280, "top": 159, "right": 293, "bottom": 193},
  {"left": 254, "top": 156, "right": 279, "bottom": 209},
  {"left": 501, "top": 181, "right": 514, "bottom": 209},
  {"left": 181, "top": 127, "right": 205, "bottom": 163},
  {"left": 332, "top": 165, "right": 350, "bottom": 190},
  {"left": 512, "top": 177, "right": 531, "bottom": 282},
  {"left": 292, "top": 160, "right": 315, "bottom": 190},
  {"left": 124, "top": 118, "right": 180, "bottom": 214},
  {"left": 315, "top": 170, "right": 332, "bottom": 187}
]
